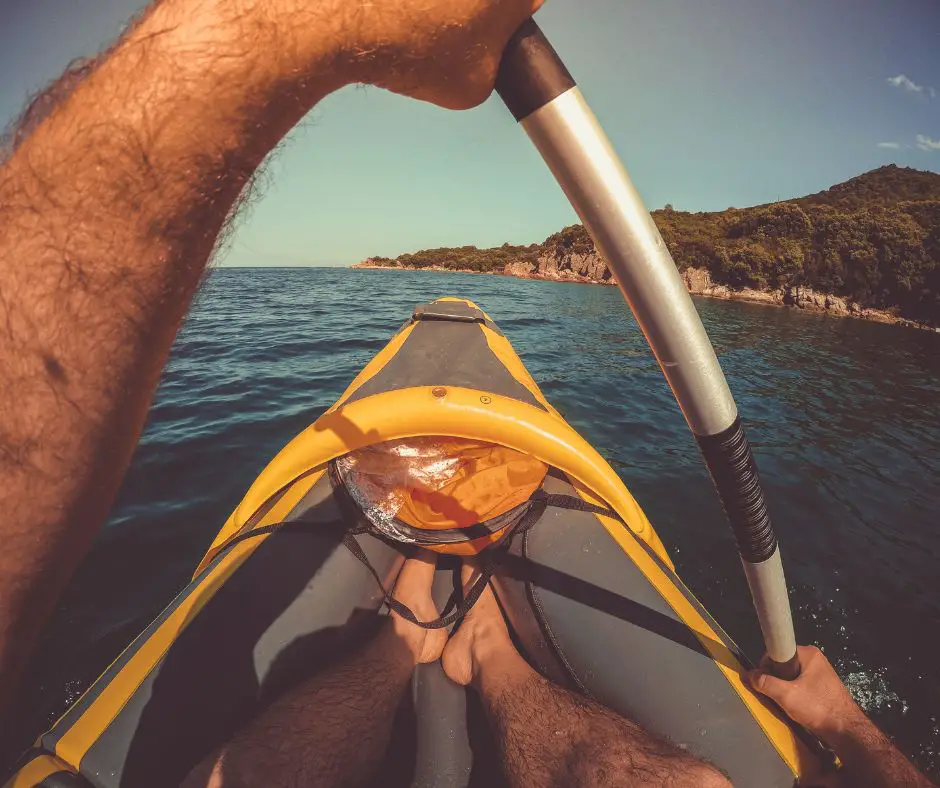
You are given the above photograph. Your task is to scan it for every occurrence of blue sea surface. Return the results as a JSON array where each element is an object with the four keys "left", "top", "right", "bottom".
[{"left": 8, "top": 268, "right": 940, "bottom": 776}]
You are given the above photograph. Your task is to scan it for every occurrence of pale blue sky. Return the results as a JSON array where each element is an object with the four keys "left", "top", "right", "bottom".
[{"left": 2, "top": 0, "right": 939, "bottom": 266}]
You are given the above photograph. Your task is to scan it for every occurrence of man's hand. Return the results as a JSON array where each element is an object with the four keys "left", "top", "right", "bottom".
[
  {"left": 748, "top": 646, "right": 935, "bottom": 788},
  {"left": 0, "top": 0, "right": 543, "bottom": 727},
  {"left": 350, "top": 0, "right": 545, "bottom": 109},
  {"left": 747, "top": 645, "right": 863, "bottom": 740}
]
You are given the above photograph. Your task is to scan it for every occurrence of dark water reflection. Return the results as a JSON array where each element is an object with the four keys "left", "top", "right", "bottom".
[{"left": 6, "top": 268, "right": 940, "bottom": 777}]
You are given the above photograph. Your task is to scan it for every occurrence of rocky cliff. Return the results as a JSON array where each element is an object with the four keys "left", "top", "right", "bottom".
[
  {"left": 502, "top": 250, "right": 614, "bottom": 283},
  {"left": 496, "top": 260, "right": 906, "bottom": 324}
]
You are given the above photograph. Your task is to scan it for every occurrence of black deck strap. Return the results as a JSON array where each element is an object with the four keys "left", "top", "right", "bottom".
[
  {"left": 330, "top": 460, "right": 537, "bottom": 547},
  {"left": 197, "top": 468, "right": 326, "bottom": 569},
  {"left": 514, "top": 487, "right": 605, "bottom": 696},
  {"left": 545, "top": 466, "right": 570, "bottom": 482},
  {"left": 356, "top": 505, "right": 529, "bottom": 546},
  {"left": 204, "top": 516, "right": 360, "bottom": 565},
  {"left": 324, "top": 465, "right": 628, "bottom": 629},
  {"left": 696, "top": 417, "right": 778, "bottom": 563},
  {"left": 531, "top": 489, "right": 623, "bottom": 522},
  {"left": 194, "top": 472, "right": 630, "bottom": 650},
  {"left": 206, "top": 512, "right": 486, "bottom": 631},
  {"left": 342, "top": 532, "right": 494, "bottom": 631}
]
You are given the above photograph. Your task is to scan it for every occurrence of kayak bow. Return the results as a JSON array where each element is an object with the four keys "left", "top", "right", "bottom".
[{"left": 7, "top": 300, "right": 824, "bottom": 788}]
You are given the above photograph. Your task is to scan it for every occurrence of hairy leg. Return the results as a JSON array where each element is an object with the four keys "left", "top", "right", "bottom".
[
  {"left": 442, "top": 568, "right": 731, "bottom": 788},
  {"left": 182, "top": 553, "right": 446, "bottom": 788}
]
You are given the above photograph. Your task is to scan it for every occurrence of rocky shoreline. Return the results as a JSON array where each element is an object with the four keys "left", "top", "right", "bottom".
[{"left": 353, "top": 261, "right": 936, "bottom": 332}]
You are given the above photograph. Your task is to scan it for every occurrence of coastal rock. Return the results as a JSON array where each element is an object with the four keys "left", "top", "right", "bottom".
[
  {"left": 682, "top": 267, "right": 711, "bottom": 294},
  {"left": 536, "top": 251, "right": 613, "bottom": 283},
  {"left": 355, "top": 258, "right": 927, "bottom": 330},
  {"left": 503, "top": 260, "right": 537, "bottom": 277},
  {"left": 783, "top": 286, "right": 851, "bottom": 315},
  {"left": 353, "top": 257, "right": 397, "bottom": 269},
  {"left": 354, "top": 165, "right": 940, "bottom": 331},
  {"left": 680, "top": 267, "right": 770, "bottom": 302},
  {"left": 359, "top": 250, "right": 926, "bottom": 329}
]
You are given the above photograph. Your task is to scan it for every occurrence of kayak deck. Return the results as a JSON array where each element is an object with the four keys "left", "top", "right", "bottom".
[{"left": 6, "top": 299, "right": 820, "bottom": 788}]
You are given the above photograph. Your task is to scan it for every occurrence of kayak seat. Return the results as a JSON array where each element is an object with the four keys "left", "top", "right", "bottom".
[
  {"left": 35, "top": 475, "right": 404, "bottom": 788},
  {"left": 25, "top": 469, "right": 798, "bottom": 788},
  {"left": 492, "top": 471, "right": 799, "bottom": 787}
]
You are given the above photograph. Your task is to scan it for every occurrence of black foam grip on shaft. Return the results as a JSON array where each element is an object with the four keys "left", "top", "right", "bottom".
[
  {"left": 696, "top": 418, "right": 778, "bottom": 564},
  {"left": 772, "top": 652, "right": 802, "bottom": 681},
  {"left": 496, "top": 19, "right": 576, "bottom": 122}
]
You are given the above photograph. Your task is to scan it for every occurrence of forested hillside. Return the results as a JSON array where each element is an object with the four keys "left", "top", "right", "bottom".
[
  {"left": 653, "top": 165, "right": 940, "bottom": 322},
  {"left": 360, "top": 165, "right": 940, "bottom": 324},
  {"left": 365, "top": 242, "right": 541, "bottom": 273}
]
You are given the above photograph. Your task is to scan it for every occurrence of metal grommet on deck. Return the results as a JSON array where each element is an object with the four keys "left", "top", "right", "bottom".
[
  {"left": 432, "top": 387, "right": 447, "bottom": 398},
  {"left": 480, "top": 396, "right": 493, "bottom": 405}
]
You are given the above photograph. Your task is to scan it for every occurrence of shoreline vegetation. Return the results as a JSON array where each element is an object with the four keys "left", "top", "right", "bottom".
[{"left": 353, "top": 165, "right": 940, "bottom": 332}]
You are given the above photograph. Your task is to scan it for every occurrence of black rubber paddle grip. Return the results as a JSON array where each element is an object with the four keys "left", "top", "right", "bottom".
[
  {"left": 696, "top": 418, "right": 778, "bottom": 564},
  {"left": 496, "top": 19, "right": 576, "bottom": 122},
  {"left": 773, "top": 652, "right": 802, "bottom": 681}
]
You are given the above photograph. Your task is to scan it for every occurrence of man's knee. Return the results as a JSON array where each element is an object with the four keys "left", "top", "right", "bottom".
[{"left": 686, "top": 763, "right": 733, "bottom": 788}]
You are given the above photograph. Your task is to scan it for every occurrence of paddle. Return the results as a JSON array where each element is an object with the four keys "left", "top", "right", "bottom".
[{"left": 495, "top": 19, "right": 800, "bottom": 680}]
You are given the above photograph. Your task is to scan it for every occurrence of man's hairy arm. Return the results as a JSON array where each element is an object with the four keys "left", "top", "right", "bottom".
[{"left": 0, "top": 0, "right": 540, "bottom": 722}]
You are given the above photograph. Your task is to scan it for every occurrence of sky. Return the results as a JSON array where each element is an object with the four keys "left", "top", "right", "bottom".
[{"left": 2, "top": 0, "right": 939, "bottom": 267}]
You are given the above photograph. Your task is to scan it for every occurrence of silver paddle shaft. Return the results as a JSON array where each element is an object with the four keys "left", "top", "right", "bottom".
[{"left": 496, "top": 20, "right": 799, "bottom": 677}]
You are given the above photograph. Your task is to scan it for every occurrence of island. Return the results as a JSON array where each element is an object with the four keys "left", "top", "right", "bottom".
[{"left": 355, "top": 165, "right": 940, "bottom": 330}]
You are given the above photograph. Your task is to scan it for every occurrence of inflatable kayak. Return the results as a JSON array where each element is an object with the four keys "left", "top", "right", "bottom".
[{"left": 7, "top": 298, "right": 823, "bottom": 788}]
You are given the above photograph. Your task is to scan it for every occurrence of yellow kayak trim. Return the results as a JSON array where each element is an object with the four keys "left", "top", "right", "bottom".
[
  {"left": 479, "top": 324, "right": 559, "bottom": 415},
  {"left": 183, "top": 295, "right": 814, "bottom": 776},
  {"left": 47, "top": 471, "right": 324, "bottom": 770},
  {"left": 193, "top": 385, "right": 672, "bottom": 570},
  {"left": 2, "top": 754, "right": 72, "bottom": 788},
  {"left": 197, "top": 468, "right": 323, "bottom": 575},
  {"left": 331, "top": 323, "right": 418, "bottom": 411},
  {"left": 52, "top": 537, "right": 268, "bottom": 769},
  {"left": 330, "top": 297, "right": 558, "bottom": 416},
  {"left": 12, "top": 296, "right": 820, "bottom": 786}
]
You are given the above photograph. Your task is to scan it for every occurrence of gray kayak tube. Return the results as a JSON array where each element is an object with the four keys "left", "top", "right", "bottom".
[{"left": 495, "top": 19, "right": 800, "bottom": 679}]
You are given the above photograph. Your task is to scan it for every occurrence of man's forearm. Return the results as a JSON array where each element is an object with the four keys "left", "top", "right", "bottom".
[
  {"left": 748, "top": 647, "right": 935, "bottom": 788},
  {"left": 822, "top": 711, "right": 934, "bottom": 788},
  {"left": 0, "top": 0, "right": 349, "bottom": 714}
]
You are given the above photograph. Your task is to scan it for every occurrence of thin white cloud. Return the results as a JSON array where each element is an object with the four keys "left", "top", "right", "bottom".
[
  {"left": 916, "top": 135, "right": 940, "bottom": 151},
  {"left": 887, "top": 74, "right": 935, "bottom": 97},
  {"left": 877, "top": 142, "right": 901, "bottom": 149}
]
